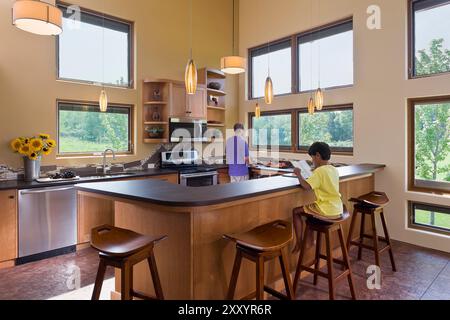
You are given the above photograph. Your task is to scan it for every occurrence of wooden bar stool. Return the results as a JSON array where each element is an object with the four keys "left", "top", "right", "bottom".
[
  {"left": 224, "top": 220, "right": 295, "bottom": 300},
  {"left": 90, "top": 225, "right": 167, "bottom": 300},
  {"left": 347, "top": 192, "right": 397, "bottom": 272},
  {"left": 293, "top": 206, "right": 356, "bottom": 300}
]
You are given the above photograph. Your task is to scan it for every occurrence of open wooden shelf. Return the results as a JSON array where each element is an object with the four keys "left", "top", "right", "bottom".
[
  {"left": 207, "top": 106, "right": 226, "bottom": 111},
  {"left": 144, "top": 101, "right": 168, "bottom": 105},
  {"left": 144, "top": 138, "right": 168, "bottom": 144},
  {"left": 207, "top": 88, "right": 226, "bottom": 96},
  {"left": 207, "top": 123, "right": 225, "bottom": 127},
  {"left": 144, "top": 121, "right": 168, "bottom": 125},
  {"left": 206, "top": 69, "right": 226, "bottom": 79}
]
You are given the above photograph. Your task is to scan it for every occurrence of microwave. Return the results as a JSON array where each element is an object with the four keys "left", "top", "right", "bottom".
[{"left": 169, "top": 118, "right": 208, "bottom": 143}]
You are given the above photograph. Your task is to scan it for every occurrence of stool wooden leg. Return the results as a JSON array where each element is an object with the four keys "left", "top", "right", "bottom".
[
  {"left": 347, "top": 210, "right": 358, "bottom": 251},
  {"left": 338, "top": 225, "right": 357, "bottom": 300},
  {"left": 325, "top": 230, "right": 335, "bottom": 300},
  {"left": 148, "top": 249, "right": 164, "bottom": 300},
  {"left": 121, "top": 261, "right": 132, "bottom": 300},
  {"left": 279, "top": 249, "right": 295, "bottom": 300},
  {"left": 256, "top": 255, "right": 265, "bottom": 300},
  {"left": 227, "top": 250, "right": 242, "bottom": 300},
  {"left": 313, "top": 231, "right": 322, "bottom": 285},
  {"left": 357, "top": 212, "right": 365, "bottom": 260},
  {"left": 371, "top": 213, "right": 381, "bottom": 268},
  {"left": 380, "top": 211, "right": 397, "bottom": 272},
  {"left": 91, "top": 258, "right": 107, "bottom": 300},
  {"left": 293, "top": 225, "right": 310, "bottom": 291}
]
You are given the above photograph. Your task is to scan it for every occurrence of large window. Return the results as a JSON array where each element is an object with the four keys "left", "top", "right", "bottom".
[
  {"left": 409, "top": 202, "right": 450, "bottom": 235},
  {"left": 248, "top": 18, "right": 353, "bottom": 99},
  {"left": 249, "top": 105, "right": 353, "bottom": 153},
  {"left": 57, "top": 101, "right": 133, "bottom": 155},
  {"left": 57, "top": 3, "right": 133, "bottom": 87},
  {"left": 298, "top": 106, "right": 353, "bottom": 152},
  {"left": 298, "top": 21, "right": 353, "bottom": 92},
  {"left": 410, "top": 0, "right": 450, "bottom": 77},
  {"left": 250, "top": 112, "right": 292, "bottom": 149},
  {"left": 250, "top": 39, "right": 292, "bottom": 99},
  {"left": 408, "top": 97, "right": 450, "bottom": 193}
]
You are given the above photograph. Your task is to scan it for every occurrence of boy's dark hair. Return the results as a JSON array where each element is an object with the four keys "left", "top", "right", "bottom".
[
  {"left": 234, "top": 123, "right": 244, "bottom": 131},
  {"left": 308, "top": 142, "right": 331, "bottom": 160}
]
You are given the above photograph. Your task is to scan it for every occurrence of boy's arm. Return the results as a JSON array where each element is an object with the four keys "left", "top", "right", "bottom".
[{"left": 293, "top": 168, "right": 313, "bottom": 190}]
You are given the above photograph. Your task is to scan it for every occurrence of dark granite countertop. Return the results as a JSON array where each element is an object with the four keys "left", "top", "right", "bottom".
[
  {"left": 0, "top": 168, "right": 178, "bottom": 191},
  {"left": 75, "top": 164, "right": 385, "bottom": 207}
]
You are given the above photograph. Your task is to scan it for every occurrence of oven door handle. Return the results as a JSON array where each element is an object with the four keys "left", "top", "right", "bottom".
[{"left": 180, "top": 172, "right": 219, "bottom": 179}]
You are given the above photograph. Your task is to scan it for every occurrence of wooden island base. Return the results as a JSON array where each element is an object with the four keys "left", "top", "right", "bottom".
[{"left": 80, "top": 173, "right": 376, "bottom": 300}]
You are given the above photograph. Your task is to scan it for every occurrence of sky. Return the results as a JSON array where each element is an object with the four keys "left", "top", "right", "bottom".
[{"left": 415, "top": 3, "right": 450, "bottom": 53}]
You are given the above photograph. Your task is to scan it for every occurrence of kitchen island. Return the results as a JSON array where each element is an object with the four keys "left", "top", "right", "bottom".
[{"left": 76, "top": 164, "right": 384, "bottom": 300}]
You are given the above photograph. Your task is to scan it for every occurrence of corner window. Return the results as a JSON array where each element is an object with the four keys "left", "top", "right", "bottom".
[
  {"left": 298, "top": 20, "right": 353, "bottom": 92},
  {"left": 409, "top": 202, "right": 450, "bottom": 235},
  {"left": 298, "top": 106, "right": 353, "bottom": 153},
  {"left": 57, "top": 101, "right": 133, "bottom": 155},
  {"left": 249, "top": 112, "right": 292, "bottom": 149},
  {"left": 408, "top": 97, "right": 450, "bottom": 193},
  {"left": 57, "top": 3, "right": 133, "bottom": 87},
  {"left": 410, "top": 0, "right": 450, "bottom": 77},
  {"left": 250, "top": 39, "right": 292, "bottom": 99}
]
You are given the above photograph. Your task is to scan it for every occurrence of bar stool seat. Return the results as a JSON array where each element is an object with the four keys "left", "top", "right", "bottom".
[
  {"left": 90, "top": 225, "right": 167, "bottom": 300},
  {"left": 293, "top": 206, "right": 357, "bottom": 300},
  {"left": 347, "top": 191, "right": 397, "bottom": 272},
  {"left": 224, "top": 220, "right": 295, "bottom": 300}
]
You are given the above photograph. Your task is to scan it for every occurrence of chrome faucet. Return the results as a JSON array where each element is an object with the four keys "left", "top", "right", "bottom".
[{"left": 102, "top": 149, "right": 116, "bottom": 174}]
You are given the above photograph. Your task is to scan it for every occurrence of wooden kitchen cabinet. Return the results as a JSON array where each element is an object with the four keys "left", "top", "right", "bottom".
[
  {"left": 77, "top": 173, "right": 179, "bottom": 245},
  {"left": 170, "top": 82, "right": 207, "bottom": 119},
  {"left": 0, "top": 189, "right": 18, "bottom": 263},
  {"left": 218, "top": 168, "right": 230, "bottom": 184}
]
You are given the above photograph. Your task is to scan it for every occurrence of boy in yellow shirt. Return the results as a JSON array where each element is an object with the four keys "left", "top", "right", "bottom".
[{"left": 292, "top": 142, "right": 343, "bottom": 252}]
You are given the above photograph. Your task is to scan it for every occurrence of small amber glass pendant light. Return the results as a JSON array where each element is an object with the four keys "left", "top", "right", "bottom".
[
  {"left": 307, "top": 97, "right": 315, "bottom": 115},
  {"left": 185, "top": 55, "right": 198, "bottom": 95},
  {"left": 255, "top": 102, "right": 261, "bottom": 118},
  {"left": 99, "top": 89, "right": 108, "bottom": 112},
  {"left": 264, "top": 77, "right": 273, "bottom": 105},
  {"left": 314, "top": 88, "right": 324, "bottom": 110}
]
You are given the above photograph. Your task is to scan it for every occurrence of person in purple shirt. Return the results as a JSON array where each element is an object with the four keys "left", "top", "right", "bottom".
[{"left": 226, "top": 123, "right": 250, "bottom": 183}]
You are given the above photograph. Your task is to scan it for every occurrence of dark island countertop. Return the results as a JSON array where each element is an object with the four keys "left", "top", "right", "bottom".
[
  {"left": 0, "top": 168, "right": 178, "bottom": 191},
  {"left": 75, "top": 164, "right": 385, "bottom": 207}
]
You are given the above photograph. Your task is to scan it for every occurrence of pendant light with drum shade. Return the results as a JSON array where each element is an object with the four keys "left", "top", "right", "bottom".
[
  {"left": 12, "top": 0, "right": 63, "bottom": 36},
  {"left": 99, "top": 11, "right": 108, "bottom": 112},
  {"left": 220, "top": 0, "right": 245, "bottom": 74},
  {"left": 264, "top": 42, "right": 274, "bottom": 105},
  {"left": 185, "top": 0, "right": 197, "bottom": 95}
]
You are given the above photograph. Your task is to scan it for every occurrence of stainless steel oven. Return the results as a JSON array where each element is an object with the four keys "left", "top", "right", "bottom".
[
  {"left": 180, "top": 171, "right": 218, "bottom": 187},
  {"left": 169, "top": 118, "right": 208, "bottom": 143}
]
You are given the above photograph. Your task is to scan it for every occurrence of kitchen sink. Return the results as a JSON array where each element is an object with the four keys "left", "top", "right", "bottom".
[{"left": 81, "top": 172, "right": 137, "bottom": 180}]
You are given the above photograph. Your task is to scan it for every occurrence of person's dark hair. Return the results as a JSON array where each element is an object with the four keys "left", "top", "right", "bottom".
[
  {"left": 234, "top": 123, "right": 244, "bottom": 131},
  {"left": 308, "top": 142, "right": 331, "bottom": 160}
]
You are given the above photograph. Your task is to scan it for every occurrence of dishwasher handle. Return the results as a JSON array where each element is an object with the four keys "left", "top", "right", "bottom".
[{"left": 20, "top": 187, "right": 75, "bottom": 195}]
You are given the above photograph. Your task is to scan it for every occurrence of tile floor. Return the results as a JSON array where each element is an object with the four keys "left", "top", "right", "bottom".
[{"left": 0, "top": 240, "right": 448, "bottom": 300}]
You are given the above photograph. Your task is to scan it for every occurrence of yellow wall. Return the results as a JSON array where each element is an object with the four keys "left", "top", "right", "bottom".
[
  {"left": 238, "top": 0, "right": 450, "bottom": 252},
  {"left": 0, "top": 0, "right": 238, "bottom": 168}
]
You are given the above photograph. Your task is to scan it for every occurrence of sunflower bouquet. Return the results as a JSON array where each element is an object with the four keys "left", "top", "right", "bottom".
[{"left": 10, "top": 134, "right": 56, "bottom": 160}]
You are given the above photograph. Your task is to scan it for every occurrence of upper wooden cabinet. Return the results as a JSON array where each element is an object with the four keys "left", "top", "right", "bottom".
[
  {"left": 0, "top": 189, "right": 17, "bottom": 262},
  {"left": 170, "top": 82, "right": 207, "bottom": 119}
]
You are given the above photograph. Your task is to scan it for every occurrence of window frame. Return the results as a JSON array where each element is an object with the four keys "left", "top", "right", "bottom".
[
  {"left": 297, "top": 104, "right": 354, "bottom": 154},
  {"left": 408, "top": 0, "right": 450, "bottom": 79},
  {"left": 408, "top": 96, "right": 450, "bottom": 195},
  {"left": 248, "top": 37, "right": 295, "bottom": 100},
  {"left": 56, "top": 99, "right": 135, "bottom": 157},
  {"left": 248, "top": 104, "right": 354, "bottom": 155},
  {"left": 247, "top": 17, "right": 353, "bottom": 100},
  {"left": 56, "top": 1, "right": 135, "bottom": 89},
  {"left": 409, "top": 201, "right": 450, "bottom": 236},
  {"left": 248, "top": 110, "right": 295, "bottom": 152}
]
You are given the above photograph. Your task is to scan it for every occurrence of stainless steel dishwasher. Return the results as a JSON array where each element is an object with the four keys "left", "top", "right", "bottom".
[{"left": 18, "top": 185, "right": 77, "bottom": 264}]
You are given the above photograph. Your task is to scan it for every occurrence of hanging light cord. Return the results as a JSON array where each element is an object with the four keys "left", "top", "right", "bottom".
[
  {"left": 190, "top": 0, "right": 193, "bottom": 59},
  {"left": 102, "top": 10, "right": 105, "bottom": 90},
  {"left": 267, "top": 40, "right": 271, "bottom": 77},
  {"left": 232, "top": 0, "right": 235, "bottom": 55},
  {"left": 310, "top": 0, "right": 313, "bottom": 99},
  {"left": 318, "top": 0, "right": 321, "bottom": 89}
]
